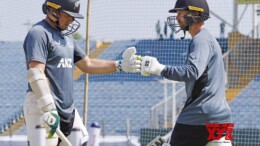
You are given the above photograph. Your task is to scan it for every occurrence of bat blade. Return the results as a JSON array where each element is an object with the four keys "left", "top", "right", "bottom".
[{"left": 56, "top": 129, "right": 72, "bottom": 146}]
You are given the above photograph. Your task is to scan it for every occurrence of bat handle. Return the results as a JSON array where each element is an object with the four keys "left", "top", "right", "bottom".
[{"left": 56, "top": 129, "right": 72, "bottom": 146}]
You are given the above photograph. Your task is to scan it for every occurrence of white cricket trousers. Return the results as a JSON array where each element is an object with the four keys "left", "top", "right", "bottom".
[{"left": 23, "top": 92, "right": 88, "bottom": 146}]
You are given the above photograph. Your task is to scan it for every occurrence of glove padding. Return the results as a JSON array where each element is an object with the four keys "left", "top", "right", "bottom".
[
  {"left": 141, "top": 56, "right": 165, "bottom": 76},
  {"left": 116, "top": 47, "right": 141, "bottom": 73},
  {"left": 41, "top": 110, "right": 60, "bottom": 138}
]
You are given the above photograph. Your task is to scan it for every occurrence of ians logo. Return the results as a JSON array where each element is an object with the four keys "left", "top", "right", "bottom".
[
  {"left": 57, "top": 58, "right": 72, "bottom": 68},
  {"left": 74, "top": 1, "right": 80, "bottom": 9},
  {"left": 206, "top": 123, "right": 234, "bottom": 141}
]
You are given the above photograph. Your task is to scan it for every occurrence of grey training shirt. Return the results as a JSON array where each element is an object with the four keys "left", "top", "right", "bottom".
[
  {"left": 23, "top": 20, "right": 86, "bottom": 118},
  {"left": 161, "top": 28, "right": 232, "bottom": 125}
]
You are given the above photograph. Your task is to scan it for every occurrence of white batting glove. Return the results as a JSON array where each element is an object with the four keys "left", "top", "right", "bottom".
[
  {"left": 115, "top": 47, "right": 141, "bottom": 73},
  {"left": 41, "top": 110, "right": 60, "bottom": 138},
  {"left": 141, "top": 56, "right": 165, "bottom": 76}
]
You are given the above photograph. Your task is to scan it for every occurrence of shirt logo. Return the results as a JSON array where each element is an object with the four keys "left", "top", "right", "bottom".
[{"left": 57, "top": 58, "right": 72, "bottom": 68}]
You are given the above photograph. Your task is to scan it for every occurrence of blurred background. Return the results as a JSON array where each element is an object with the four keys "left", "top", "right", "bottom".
[{"left": 0, "top": 0, "right": 260, "bottom": 145}]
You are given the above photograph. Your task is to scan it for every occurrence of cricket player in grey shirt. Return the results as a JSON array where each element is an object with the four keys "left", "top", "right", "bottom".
[
  {"left": 140, "top": 0, "right": 232, "bottom": 146},
  {"left": 23, "top": 0, "right": 141, "bottom": 145}
]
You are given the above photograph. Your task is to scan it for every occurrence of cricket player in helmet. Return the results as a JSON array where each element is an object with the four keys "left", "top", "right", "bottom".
[
  {"left": 167, "top": 0, "right": 210, "bottom": 39},
  {"left": 23, "top": 0, "right": 141, "bottom": 145},
  {"left": 42, "top": 0, "right": 84, "bottom": 36},
  {"left": 140, "top": 0, "right": 233, "bottom": 145}
]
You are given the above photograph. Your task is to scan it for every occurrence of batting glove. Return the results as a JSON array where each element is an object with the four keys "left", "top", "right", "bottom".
[
  {"left": 116, "top": 47, "right": 141, "bottom": 73},
  {"left": 41, "top": 109, "right": 60, "bottom": 138},
  {"left": 141, "top": 56, "right": 165, "bottom": 76}
]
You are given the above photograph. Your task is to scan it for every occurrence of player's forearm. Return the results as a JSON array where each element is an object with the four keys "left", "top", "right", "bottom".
[
  {"left": 76, "top": 47, "right": 141, "bottom": 74},
  {"left": 82, "top": 59, "right": 117, "bottom": 74}
]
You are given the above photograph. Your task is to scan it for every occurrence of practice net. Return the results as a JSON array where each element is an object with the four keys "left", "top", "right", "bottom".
[{"left": 0, "top": 0, "right": 260, "bottom": 146}]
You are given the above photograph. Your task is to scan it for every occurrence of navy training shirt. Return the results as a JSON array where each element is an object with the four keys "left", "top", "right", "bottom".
[
  {"left": 23, "top": 20, "right": 86, "bottom": 118},
  {"left": 161, "top": 28, "right": 232, "bottom": 125}
]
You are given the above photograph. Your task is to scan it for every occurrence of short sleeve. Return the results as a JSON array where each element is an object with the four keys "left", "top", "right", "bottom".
[
  {"left": 73, "top": 42, "right": 86, "bottom": 63},
  {"left": 23, "top": 28, "right": 49, "bottom": 64}
]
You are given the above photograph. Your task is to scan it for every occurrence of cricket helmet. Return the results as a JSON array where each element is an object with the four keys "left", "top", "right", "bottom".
[
  {"left": 167, "top": 0, "right": 210, "bottom": 36},
  {"left": 42, "top": 0, "right": 84, "bottom": 36}
]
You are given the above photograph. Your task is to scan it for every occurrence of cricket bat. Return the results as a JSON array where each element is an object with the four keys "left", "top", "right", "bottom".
[
  {"left": 146, "top": 130, "right": 172, "bottom": 146},
  {"left": 56, "top": 129, "right": 72, "bottom": 146}
]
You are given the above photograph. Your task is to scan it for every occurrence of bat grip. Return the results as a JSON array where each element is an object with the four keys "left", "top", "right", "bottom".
[{"left": 56, "top": 129, "right": 72, "bottom": 146}]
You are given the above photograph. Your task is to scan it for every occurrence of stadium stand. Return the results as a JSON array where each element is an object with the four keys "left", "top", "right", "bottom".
[
  {"left": 229, "top": 75, "right": 260, "bottom": 127},
  {"left": 0, "top": 41, "right": 26, "bottom": 135},
  {"left": 229, "top": 75, "right": 260, "bottom": 146},
  {"left": 227, "top": 33, "right": 260, "bottom": 88}
]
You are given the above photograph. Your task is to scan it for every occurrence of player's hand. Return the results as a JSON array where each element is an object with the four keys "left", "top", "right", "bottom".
[
  {"left": 141, "top": 56, "right": 165, "bottom": 76},
  {"left": 116, "top": 47, "right": 141, "bottom": 73},
  {"left": 41, "top": 110, "right": 60, "bottom": 138}
]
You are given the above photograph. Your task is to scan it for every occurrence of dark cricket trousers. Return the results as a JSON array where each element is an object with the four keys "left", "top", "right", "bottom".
[{"left": 170, "top": 123, "right": 209, "bottom": 146}]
